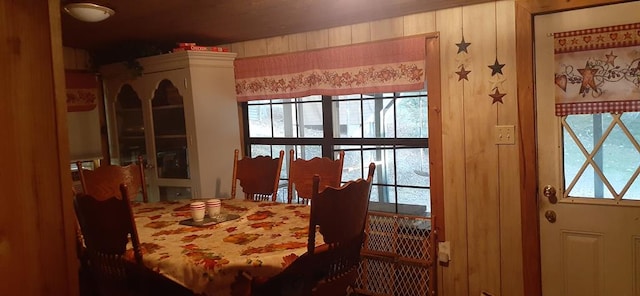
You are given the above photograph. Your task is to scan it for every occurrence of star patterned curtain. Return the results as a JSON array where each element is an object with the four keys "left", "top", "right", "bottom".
[
  {"left": 554, "top": 22, "right": 640, "bottom": 116},
  {"left": 234, "top": 36, "right": 426, "bottom": 102}
]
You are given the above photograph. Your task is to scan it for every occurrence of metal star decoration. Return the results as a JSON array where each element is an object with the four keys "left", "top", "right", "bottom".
[
  {"left": 488, "top": 58, "right": 505, "bottom": 76},
  {"left": 456, "top": 37, "right": 471, "bottom": 54},
  {"left": 456, "top": 65, "right": 471, "bottom": 81},
  {"left": 489, "top": 88, "right": 506, "bottom": 104}
]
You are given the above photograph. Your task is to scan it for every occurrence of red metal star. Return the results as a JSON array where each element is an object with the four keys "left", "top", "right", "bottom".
[
  {"left": 489, "top": 88, "right": 506, "bottom": 104},
  {"left": 456, "top": 65, "right": 471, "bottom": 81}
]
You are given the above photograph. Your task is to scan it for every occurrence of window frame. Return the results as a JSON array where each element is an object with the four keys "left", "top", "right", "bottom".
[{"left": 241, "top": 92, "right": 432, "bottom": 216}]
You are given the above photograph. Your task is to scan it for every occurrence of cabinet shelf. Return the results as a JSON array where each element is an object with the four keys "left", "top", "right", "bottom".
[
  {"left": 120, "top": 135, "right": 145, "bottom": 140},
  {"left": 152, "top": 104, "right": 184, "bottom": 110},
  {"left": 155, "top": 135, "right": 187, "bottom": 139}
]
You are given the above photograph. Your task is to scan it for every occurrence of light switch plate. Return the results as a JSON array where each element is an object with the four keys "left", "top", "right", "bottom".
[{"left": 495, "top": 125, "right": 515, "bottom": 145}]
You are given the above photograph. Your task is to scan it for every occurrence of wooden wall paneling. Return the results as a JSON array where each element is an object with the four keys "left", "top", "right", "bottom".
[
  {"left": 462, "top": 2, "right": 501, "bottom": 295},
  {"left": 403, "top": 11, "right": 437, "bottom": 37},
  {"left": 328, "top": 25, "right": 353, "bottom": 47},
  {"left": 288, "top": 33, "right": 308, "bottom": 52},
  {"left": 516, "top": 0, "right": 629, "bottom": 14},
  {"left": 306, "top": 29, "right": 329, "bottom": 50},
  {"left": 50, "top": 2, "right": 79, "bottom": 293},
  {"left": 0, "top": 1, "right": 78, "bottom": 295},
  {"left": 515, "top": 2, "right": 542, "bottom": 296},
  {"left": 266, "top": 36, "right": 290, "bottom": 55},
  {"left": 351, "top": 23, "right": 371, "bottom": 44},
  {"left": 370, "top": 17, "right": 404, "bottom": 41},
  {"left": 231, "top": 42, "right": 246, "bottom": 58},
  {"left": 243, "top": 39, "right": 268, "bottom": 57},
  {"left": 495, "top": 1, "right": 525, "bottom": 296},
  {"left": 434, "top": 6, "right": 469, "bottom": 296}
]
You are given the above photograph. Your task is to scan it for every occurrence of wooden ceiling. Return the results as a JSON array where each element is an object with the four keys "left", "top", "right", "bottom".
[{"left": 61, "top": 0, "right": 494, "bottom": 51}]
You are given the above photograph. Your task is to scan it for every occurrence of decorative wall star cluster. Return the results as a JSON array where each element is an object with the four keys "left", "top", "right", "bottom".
[
  {"left": 488, "top": 57, "right": 507, "bottom": 104},
  {"left": 455, "top": 37, "right": 472, "bottom": 81}
]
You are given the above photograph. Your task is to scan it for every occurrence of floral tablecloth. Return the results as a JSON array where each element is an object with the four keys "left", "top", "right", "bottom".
[{"left": 130, "top": 198, "right": 318, "bottom": 296}]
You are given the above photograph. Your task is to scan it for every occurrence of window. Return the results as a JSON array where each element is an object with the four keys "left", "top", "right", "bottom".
[
  {"left": 563, "top": 112, "right": 640, "bottom": 201},
  {"left": 242, "top": 91, "right": 431, "bottom": 216}
]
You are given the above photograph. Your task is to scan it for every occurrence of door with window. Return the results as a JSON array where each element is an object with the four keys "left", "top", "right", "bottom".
[{"left": 535, "top": 3, "right": 640, "bottom": 296}]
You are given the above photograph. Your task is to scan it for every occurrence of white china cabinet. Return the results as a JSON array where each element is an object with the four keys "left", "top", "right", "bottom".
[{"left": 101, "top": 51, "right": 241, "bottom": 201}]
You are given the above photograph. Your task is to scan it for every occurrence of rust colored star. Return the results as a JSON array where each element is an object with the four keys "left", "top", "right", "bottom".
[
  {"left": 489, "top": 88, "right": 506, "bottom": 104},
  {"left": 577, "top": 64, "right": 598, "bottom": 94},
  {"left": 456, "top": 65, "right": 471, "bottom": 81},
  {"left": 456, "top": 37, "right": 471, "bottom": 54}
]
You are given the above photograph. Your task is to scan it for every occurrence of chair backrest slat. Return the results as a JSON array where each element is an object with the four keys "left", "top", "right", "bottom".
[
  {"left": 231, "top": 149, "right": 284, "bottom": 201},
  {"left": 77, "top": 155, "right": 148, "bottom": 202},
  {"left": 287, "top": 149, "right": 344, "bottom": 204}
]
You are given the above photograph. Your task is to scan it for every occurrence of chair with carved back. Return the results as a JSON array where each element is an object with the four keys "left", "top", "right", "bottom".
[
  {"left": 77, "top": 155, "right": 149, "bottom": 203},
  {"left": 287, "top": 149, "right": 345, "bottom": 204},
  {"left": 231, "top": 149, "right": 285, "bottom": 202},
  {"left": 75, "top": 184, "right": 194, "bottom": 296},
  {"left": 74, "top": 183, "right": 146, "bottom": 296},
  {"left": 238, "top": 163, "right": 376, "bottom": 296}
]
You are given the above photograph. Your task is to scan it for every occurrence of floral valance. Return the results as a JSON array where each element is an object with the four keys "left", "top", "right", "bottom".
[
  {"left": 65, "top": 71, "right": 98, "bottom": 112},
  {"left": 554, "top": 22, "right": 640, "bottom": 116},
  {"left": 234, "top": 36, "right": 426, "bottom": 102}
]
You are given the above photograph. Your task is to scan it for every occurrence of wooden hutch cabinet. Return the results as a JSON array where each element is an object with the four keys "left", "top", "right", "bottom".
[{"left": 101, "top": 51, "right": 241, "bottom": 201}]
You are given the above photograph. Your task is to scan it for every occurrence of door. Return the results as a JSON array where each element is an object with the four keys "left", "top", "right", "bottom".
[
  {"left": 105, "top": 68, "right": 195, "bottom": 201},
  {"left": 534, "top": 3, "right": 640, "bottom": 296}
]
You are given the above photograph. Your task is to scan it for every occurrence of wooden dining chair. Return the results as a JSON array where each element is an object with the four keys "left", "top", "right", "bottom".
[
  {"left": 231, "top": 149, "right": 285, "bottom": 202},
  {"left": 243, "top": 163, "right": 376, "bottom": 296},
  {"left": 74, "top": 183, "right": 146, "bottom": 296},
  {"left": 287, "top": 149, "right": 345, "bottom": 204},
  {"left": 77, "top": 155, "right": 149, "bottom": 202},
  {"left": 75, "top": 184, "right": 194, "bottom": 296}
]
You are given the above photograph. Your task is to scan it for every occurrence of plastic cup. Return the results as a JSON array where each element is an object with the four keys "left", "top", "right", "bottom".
[{"left": 190, "top": 201, "right": 206, "bottom": 222}]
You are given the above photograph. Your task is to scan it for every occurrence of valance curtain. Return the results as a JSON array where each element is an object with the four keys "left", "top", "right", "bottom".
[
  {"left": 234, "top": 36, "right": 426, "bottom": 102},
  {"left": 65, "top": 71, "right": 102, "bottom": 161},
  {"left": 554, "top": 22, "right": 640, "bottom": 116}
]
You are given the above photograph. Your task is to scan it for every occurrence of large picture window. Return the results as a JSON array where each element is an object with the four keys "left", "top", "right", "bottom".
[{"left": 242, "top": 91, "right": 431, "bottom": 216}]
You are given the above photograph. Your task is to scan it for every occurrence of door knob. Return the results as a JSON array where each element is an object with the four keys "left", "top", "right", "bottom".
[
  {"left": 544, "top": 210, "right": 557, "bottom": 223},
  {"left": 543, "top": 185, "right": 557, "bottom": 204}
]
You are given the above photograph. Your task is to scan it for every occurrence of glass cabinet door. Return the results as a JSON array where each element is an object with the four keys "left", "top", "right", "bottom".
[
  {"left": 115, "top": 84, "right": 146, "bottom": 166},
  {"left": 151, "top": 79, "right": 193, "bottom": 200},
  {"left": 152, "top": 79, "right": 189, "bottom": 179}
]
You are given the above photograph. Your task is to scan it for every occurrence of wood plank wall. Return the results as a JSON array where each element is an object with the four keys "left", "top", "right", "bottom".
[
  {"left": 224, "top": 2, "right": 523, "bottom": 295},
  {"left": 0, "top": 1, "right": 79, "bottom": 295}
]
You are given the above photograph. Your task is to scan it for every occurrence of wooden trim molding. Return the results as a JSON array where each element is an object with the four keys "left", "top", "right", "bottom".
[
  {"left": 515, "top": 0, "right": 629, "bottom": 14},
  {"left": 515, "top": 3, "right": 541, "bottom": 296},
  {"left": 425, "top": 33, "right": 445, "bottom": 241}
]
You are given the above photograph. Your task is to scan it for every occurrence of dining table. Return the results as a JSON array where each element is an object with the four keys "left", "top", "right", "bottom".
[{"left": 128, "top": 198, "right": 320, "bottom": 296}]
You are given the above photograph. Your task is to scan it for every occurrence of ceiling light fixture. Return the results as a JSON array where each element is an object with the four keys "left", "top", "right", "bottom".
[{"left": 64, "top": 3, "right": 115, "bottom": 22}]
